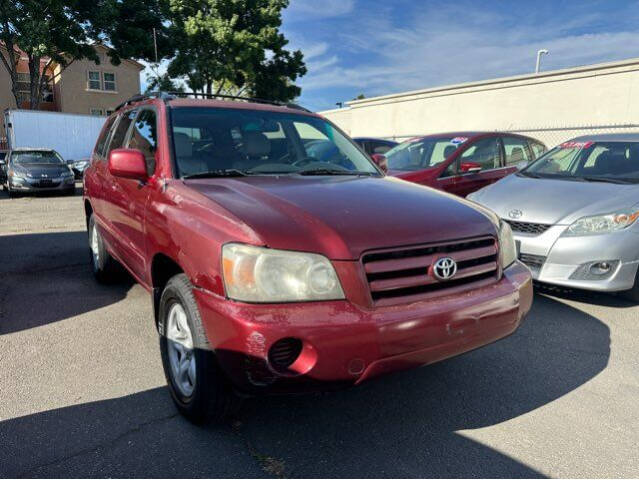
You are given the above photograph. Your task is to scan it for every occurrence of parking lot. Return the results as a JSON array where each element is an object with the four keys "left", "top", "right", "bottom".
[{"left": 0, "top": 188, "right": 638, "bottom": 478}]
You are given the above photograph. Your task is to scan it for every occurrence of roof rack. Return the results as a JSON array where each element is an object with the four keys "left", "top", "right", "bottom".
[{"left": 114, "top": 91, "right": 312, "bottom": 113}]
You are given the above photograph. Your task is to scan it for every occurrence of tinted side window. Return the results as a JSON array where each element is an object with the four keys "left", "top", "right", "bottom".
[
  {"left": 106, "top": 110, "right": 137, "bottom": 156},
  {"left": 371, "top": 141, "right": 394, "bottom": 155},
  {"left": 530, "top": 141, "right": 546, "bottom": 158},
  {"left": 128, "top": 110, "right": 158, "bottom": 175},
  {"left": 503, "top": 136, "right": 532, "bottom": 165},
  {"left": 459, "top": 137, "right": 501, "bottom": 170},
  {"left": 96, "top": 116, "right": 117, "bottom": 158}
]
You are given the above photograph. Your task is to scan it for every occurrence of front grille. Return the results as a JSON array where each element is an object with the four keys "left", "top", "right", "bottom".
[
  {"left": 33, "top": 180, "right": 60, "bottom": 188},
  {"left": 362, "top": 237, "right": 499, "bottom": 305},
  {"left": 505, "top": 220, "right": 551, "bottom": 235},
  {"left": 519, "top": 253, "right": 546, "bottom": 271}
]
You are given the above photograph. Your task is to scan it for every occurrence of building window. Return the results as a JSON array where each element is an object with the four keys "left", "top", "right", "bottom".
[
  {"left": 88, "top": 71, "right": 101, "bottom": 90},
  {"left": 103, "top": 72, "right": 117, "bottom": 91},
  {"left": 16, "top": 73, "right": 54, "bottom": 105},
  {"left": 90, "top": 108, "right": 104, "bottom": 116}
]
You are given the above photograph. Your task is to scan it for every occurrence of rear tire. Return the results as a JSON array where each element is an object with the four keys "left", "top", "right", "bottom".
[
  {"left": 159, "top": 273, "right": 236, "bottom": 424},
  {"left": 88, "top": 214, "right": 119, "bottom": 283}
]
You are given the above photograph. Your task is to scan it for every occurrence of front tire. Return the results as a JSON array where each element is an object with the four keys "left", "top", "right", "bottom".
[
  {"left": 159, "top": 273, "right": 235, "bottom": 424},
  {"left": 88, "top": 214, "right": 119, "bottom": 283}
]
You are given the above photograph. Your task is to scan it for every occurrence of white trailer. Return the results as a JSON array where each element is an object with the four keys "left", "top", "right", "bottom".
[{"left": 4, "top": 109, "right": 106, "bottom": 161}]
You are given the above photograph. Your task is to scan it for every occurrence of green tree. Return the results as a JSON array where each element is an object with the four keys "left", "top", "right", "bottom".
[
  {"left": 0, "top": 0, "right": 168, "bottom": 110},
  {"left": 167, "top": 0, "right": 306, "bottom": 102}
]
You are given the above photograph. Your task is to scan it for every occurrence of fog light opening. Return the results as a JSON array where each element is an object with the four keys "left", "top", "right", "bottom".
[
  {"left": 267, "top": 337, "right": 303, "bottom": 373},
  {"left": 590, "top": 262, "right": 612, "bottom": 276}
]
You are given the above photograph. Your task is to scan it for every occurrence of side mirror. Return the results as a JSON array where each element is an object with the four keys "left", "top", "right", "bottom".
[
  {"left": 108, "top": 149, "right": 147, "bottom": 181},
  {"left": 371, "top": 153, "right": 388, "bottom": 173},
  {"left": 460, "top": 161, "right": 482, "bottom": 174}
]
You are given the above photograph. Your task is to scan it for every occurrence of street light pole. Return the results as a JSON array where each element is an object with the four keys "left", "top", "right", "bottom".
[{"left": 536, "top": 49, "right": 549, "bottom": 73}]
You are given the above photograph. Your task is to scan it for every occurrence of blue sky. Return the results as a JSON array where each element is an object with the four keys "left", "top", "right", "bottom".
[{"left": 282, "top": 0, "right": 639, "bottom": 111}]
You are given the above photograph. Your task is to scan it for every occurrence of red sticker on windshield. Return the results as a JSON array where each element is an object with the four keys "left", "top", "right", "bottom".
[{"left": 559, "top": 141, "right": 593, "bottom": 149}]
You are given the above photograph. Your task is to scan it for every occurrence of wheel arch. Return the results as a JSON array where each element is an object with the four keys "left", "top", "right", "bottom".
[{"left": 151, "top": 253, "right": 186, "bottom": 328}]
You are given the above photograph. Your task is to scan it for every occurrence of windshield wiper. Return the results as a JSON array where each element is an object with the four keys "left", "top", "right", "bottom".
[
  {"left": 183, "top": 169, "right": 249, "bottom": 179},
  {"left": 296, "top": 168, "right": 375, "bottom": 176},
  {"left": 577, "top": 176, "right": 635, "bottom": 184},
  {"left": 516, "top": 171, "right": 541, "bottom": 178}
]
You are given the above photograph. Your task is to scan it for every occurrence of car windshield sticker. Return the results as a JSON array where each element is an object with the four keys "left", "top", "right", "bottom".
[
  {"left": 450, "top": 137, "right": 468, "bottom": 145},
  {"left": 559, "top": 141, "right": 594, "bottom": 149}
]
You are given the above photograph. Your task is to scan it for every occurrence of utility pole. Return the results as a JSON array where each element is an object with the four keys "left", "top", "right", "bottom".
[{"left": 536, "top": 49, "right": 549, "bottom": 73}]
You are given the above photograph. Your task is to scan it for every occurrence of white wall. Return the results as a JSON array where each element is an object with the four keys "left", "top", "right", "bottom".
[{"left": 320, "top": 58, "right": 639, "bottom": 148}]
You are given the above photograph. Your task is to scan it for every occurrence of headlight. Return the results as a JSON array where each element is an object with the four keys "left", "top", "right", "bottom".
[
  {"left": 499, "top": 220, "right": 517, "bottom": 269},
  {"left": 222, "top": 244, "right": 345, "bottom": 302},
  {"left": 9, "top": 169, "right": 25, "bottom": 179},
  {"left": 564, "top": 210, "right": 639, "bottom": 236}
]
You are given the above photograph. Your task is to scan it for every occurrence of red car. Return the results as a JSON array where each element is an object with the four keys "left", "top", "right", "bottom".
[
  {"left": 83, "top": 94, "right": 532, "bottom": 422},
  {"left": 378, "top": 132, "right": 546, "bottom": 197}
]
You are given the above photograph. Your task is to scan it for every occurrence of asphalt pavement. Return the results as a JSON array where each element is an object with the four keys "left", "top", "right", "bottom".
[{"left": 0, "top": 187, "right": 637, "bottom": 478}]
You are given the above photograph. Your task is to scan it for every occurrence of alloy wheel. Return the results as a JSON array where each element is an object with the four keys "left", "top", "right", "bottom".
[{"left": 166, "top": 302, "right": 196, "bottom": 397}]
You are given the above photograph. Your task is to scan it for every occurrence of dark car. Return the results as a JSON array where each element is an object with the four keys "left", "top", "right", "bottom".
[
  {"left": 83, "top": 93, "right": 532, "bottom": 423},
  {"left": 3, "top": 148, "right": 76, "bottom": 197},
  {"left": 353, "top": 137, "right": 398, "bottom": 156},
  {"left": 380, "top": 132, "right": 546, "bottom": 197},
  {"left": 68, "top": 158, "right": 91, "bottom": 179},
  {"left": 0, "top": 151, "right": 7, "bottom": 186}
]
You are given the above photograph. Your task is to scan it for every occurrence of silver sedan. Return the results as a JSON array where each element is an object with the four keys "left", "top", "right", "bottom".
[{"left": 468, "top": 134, "right": 639, "bottom": 300}]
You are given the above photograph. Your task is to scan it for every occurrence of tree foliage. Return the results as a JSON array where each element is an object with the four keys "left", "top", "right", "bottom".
[
  {"left": 0, "top": 0, "right": 167, "bottom": 109},
  {"left": 167, "top": 0, "right": 306, "bottom": 102}
]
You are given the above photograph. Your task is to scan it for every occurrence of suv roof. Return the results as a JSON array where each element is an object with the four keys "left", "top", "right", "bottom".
[{"left": 115, "top": 91, "right": 314, "bottom": 116}]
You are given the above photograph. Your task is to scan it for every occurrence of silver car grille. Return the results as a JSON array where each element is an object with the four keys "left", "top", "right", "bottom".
[{"left": 505, "top": 220, "right": 552, "bottom": 235}]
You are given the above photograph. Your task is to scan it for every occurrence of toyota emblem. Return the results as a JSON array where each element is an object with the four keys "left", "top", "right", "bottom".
[
  {"left": 433, "top": 257, "right": 457, "bottom": 281},
  {"left": 508, "top": 209, "right": 523, "bottom": 219}
]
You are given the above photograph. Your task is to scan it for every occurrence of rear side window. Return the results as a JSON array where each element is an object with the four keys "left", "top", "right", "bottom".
[
  {"left": 459, "top": 137, "right": 501, "bottom": 170},
  {"left": 95, "top": 116, "right": 117, "bottom": 158},
  {"left": 106, "top": 110, "right": 137, "bottom": 157},
  {"left": 530, "top": 141, "right": 546, "bottom": 158},
  {"left": 370, "top": 141, "right": 395, "bottom": 155},
  {"left": 127, "top": 110, "right": 158, "bottom": 176},
  {"left": 502, "top": 136, "right": 532, "bottom": 165}
]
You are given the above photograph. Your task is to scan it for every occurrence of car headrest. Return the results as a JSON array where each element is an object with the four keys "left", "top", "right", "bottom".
[
  {"left": 174, "top": 132, "right": 193, "bottom": 158},
  {"left": 510, "top": 147, "right": 524, "bottom": 163},
  {"left": 443, "top": 145, "right": 457, "bottom": 158},
  {"left": 243, "top": 131, "right": 271, "bottom": 158}
]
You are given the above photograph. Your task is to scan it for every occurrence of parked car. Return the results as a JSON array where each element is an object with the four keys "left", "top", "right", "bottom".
[
  {"left": 2, "top": 148, "right": 75, "bottom": 197},
  {"left": 83, "top": 93, "right": 532, "bottom": 423},
  {"left": 68, "top": 158, "right": 91, "bottom": 179},
  {"left": 378, "top": 132, "right": 546, "bottom": 197},
  {"left": 468, "top": 134, "right": 639, "bottom": 300},
  {"left": 0, "top": 151, "right": 7, "bottom": 186},
  {"left": 352, "top": 137, "right": 398, "bottom": 156}
]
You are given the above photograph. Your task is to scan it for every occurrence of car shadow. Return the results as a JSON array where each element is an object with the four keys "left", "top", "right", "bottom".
[
  {"left": 534, "top": 282, "right": 636, "bottom": 308},
  {"left": 0, "top": 294, "right": 610, "bottom": 478},
  {"left": 0, "top": 230, "right": 134, "bottom": 335}
]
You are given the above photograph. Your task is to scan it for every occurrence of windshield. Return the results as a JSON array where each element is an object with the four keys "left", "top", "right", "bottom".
[
  {"left": 521, "top": 141, "right": 639, "bottom": 183},
  {"left": 170, "top": 107, "right": 379, "bottom": 178},
  {"left": 11, "top": 151, "right": 64, "bottom": 165},
  {"left": 385, "top": 136, "right": 466, "bottom": 171}
]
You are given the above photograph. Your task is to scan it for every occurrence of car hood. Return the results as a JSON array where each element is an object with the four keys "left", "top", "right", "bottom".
[
  {"left": 13, "top": 163, "right": 70, "bottom": 178},
  {"left": 469, "top": 174, "right": 639, "bottom": 225},
  {"left": 186, "top": 175, "right": 497, "bottom": 260}
]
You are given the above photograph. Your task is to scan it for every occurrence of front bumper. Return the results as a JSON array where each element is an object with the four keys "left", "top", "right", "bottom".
[
  {"left": 515, "top": 225, "right": 639, "bottom": 292},
  {"left": 9, "top": 176, "right": 75, "bottom": 192},
  {"left": 193, "top": 261, "right": 532, "bottom": 393}
]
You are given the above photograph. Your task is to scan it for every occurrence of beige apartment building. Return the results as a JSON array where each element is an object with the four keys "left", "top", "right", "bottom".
[
  {"left": 321, "top": 57, "right": 639, "bottom": 148},
  {"left": 0, "top": 44, "right": 144, "bottom": 138}
]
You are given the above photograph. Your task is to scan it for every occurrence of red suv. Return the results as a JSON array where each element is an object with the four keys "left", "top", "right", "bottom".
[
  {"left": 380, "top": 132, "right": 546, "bottom": 197},
  {"left": 83, "top": 94, "right": 532, "bottom": 422}
]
